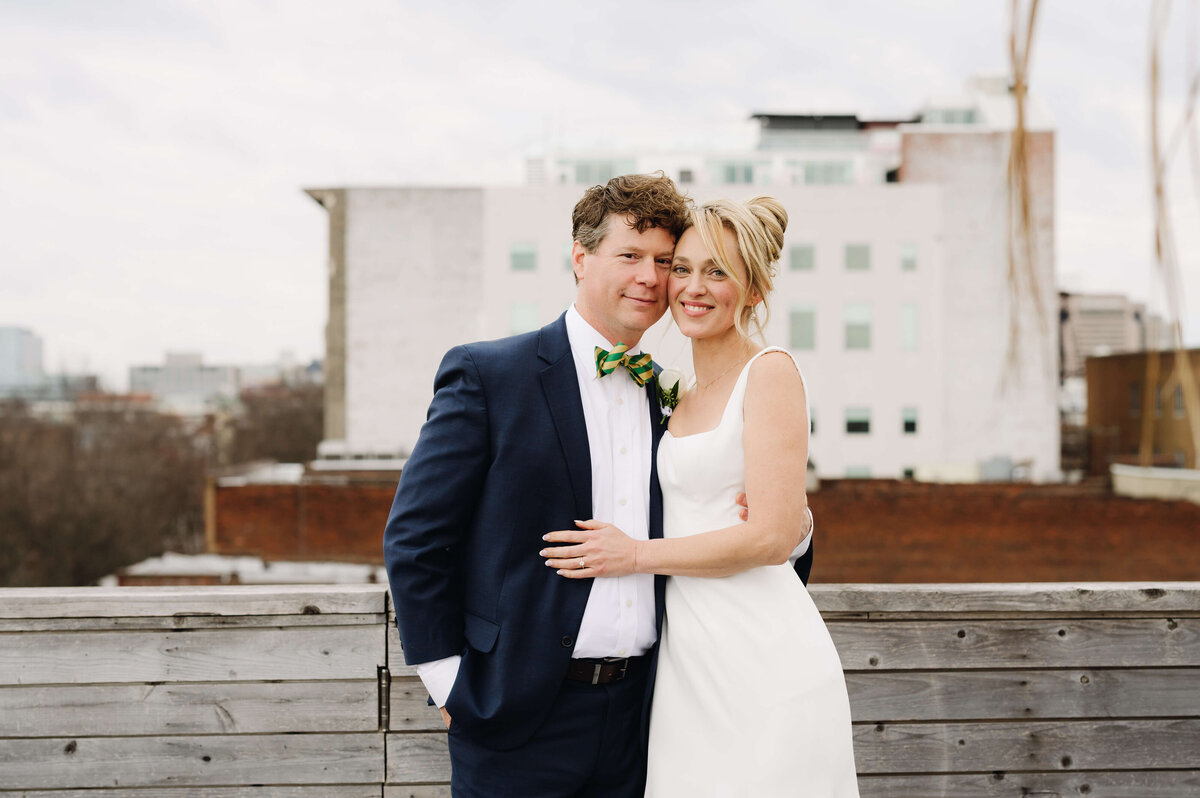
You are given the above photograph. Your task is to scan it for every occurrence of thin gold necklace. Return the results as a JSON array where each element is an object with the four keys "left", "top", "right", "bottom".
[{"left": 695, "top": 350, "right": 753, "bottom": 392}]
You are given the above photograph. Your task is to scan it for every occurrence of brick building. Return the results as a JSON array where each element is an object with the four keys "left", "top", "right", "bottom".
[{"left": 1086, "top": 348, "right": 1200, "bottom": 471}]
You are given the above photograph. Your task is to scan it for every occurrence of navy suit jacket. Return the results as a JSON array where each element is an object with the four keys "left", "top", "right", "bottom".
[{"left": 383, "top": 313, "right": 813, "bottom": 750}]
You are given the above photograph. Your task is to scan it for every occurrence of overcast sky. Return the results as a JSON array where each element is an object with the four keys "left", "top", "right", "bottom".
[{"left": 2, "top": 0, "right": 1199, "bottom": 389}]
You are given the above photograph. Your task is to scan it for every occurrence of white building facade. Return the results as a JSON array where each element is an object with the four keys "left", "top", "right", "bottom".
[
  {"left": 129, "top": 352, "right": 240, "bottom": 416},
  {"left": 308, "top": 78, "right": 1061, "bottom": 481},
  {"left": 0, "top": 326, "right": 45, "bottom": 394}
]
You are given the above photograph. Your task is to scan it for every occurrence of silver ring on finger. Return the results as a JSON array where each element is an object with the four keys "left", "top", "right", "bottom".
[{"left": 578, "top": 558, "right": 585, "bottom": 569}]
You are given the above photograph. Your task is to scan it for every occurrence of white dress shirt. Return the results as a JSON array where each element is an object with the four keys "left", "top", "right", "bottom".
[
  {"left": 416, "top": 306, "right": 657, "bottom": 706},
  {"left": 564, "top": 304, "right": 658, "bottom": 659}
]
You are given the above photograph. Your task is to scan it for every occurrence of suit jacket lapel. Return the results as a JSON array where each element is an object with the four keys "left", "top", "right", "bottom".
[
  {"left": 647, "top": 364, "right": 667, "bottom": 540},
  {"left": 646, "top": 366, "right": 668, "bottom": 631},
  {"left": 538, "top": 314, "right": 592, "bottom": 521}
]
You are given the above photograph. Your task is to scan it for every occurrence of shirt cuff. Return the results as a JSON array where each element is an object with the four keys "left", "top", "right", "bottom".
[
  {"left": 789, "top": 507, "right": 814, "bottom": 564},
  {"left": 415, "top": 655, "right": 462, "bottom": 708}
]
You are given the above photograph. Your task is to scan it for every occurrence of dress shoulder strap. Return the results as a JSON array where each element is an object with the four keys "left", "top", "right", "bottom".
[{"left": 730, "top": 346, "right": 811, "bottom": 432}]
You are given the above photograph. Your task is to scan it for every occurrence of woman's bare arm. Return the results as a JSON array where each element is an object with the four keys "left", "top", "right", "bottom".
[{"left": 542, "top": 351, "right": 809, "bottom": 579}]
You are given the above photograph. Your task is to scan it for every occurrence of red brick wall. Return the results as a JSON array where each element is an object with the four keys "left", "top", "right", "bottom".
[
  {"left": 213, "top": 485, "right": 302, "bottom": 559},
  {"left": 212, "top": 482, "right": 394, "bottom": 562},
  {"left": 212, "top": 478, "right": 1200, "bottom": 582},
  {"left": 301, "top": 483, "right": 395, "bottom": 561},
  {"left": 808, "top": 479, "right": 1200, "bottom": 583}
]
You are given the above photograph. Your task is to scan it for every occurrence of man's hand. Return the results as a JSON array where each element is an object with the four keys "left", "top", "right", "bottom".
[
  {"left": 439, "top": 707, "right": 452, "bottom": 729},
  {"left": 542, "top": 520, "right": 639, "bottom": 578},
  {"left": 736, "top": 492, "right": 749, "bottom": 521}
]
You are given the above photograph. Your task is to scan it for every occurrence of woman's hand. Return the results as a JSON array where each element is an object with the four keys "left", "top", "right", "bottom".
[{"left": 541, "top": 520, "right": 640, "bottom": 578}]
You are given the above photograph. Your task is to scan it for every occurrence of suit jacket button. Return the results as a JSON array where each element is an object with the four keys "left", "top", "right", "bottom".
[{"left": 560, "top": 635, "right": 574, "bottom": 647}]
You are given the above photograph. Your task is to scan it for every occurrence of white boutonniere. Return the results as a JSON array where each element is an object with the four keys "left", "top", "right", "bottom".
[{"left": 656, "top": 368, "right": 685, "bottom": 424}]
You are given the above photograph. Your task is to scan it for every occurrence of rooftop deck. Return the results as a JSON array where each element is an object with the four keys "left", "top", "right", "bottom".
[{"left": 1, "top": 582, "right": 1198, "bottom": 796}]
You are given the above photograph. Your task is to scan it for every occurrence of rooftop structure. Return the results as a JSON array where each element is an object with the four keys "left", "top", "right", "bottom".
[
  {"left": 308, "top": 76, "right": 1060, "bottom": 480},
  {"left": 129, "top": 352, "right": 240, "bottom": 416}
]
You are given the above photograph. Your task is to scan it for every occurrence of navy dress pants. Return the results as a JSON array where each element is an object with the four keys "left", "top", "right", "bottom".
[{"left": 448, "top": 660, "right": 650, "bottom": 798}]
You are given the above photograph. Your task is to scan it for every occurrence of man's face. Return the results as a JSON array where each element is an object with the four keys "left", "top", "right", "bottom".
[{"left": 572, "top": 214, "right": 675, "bottom": 347}]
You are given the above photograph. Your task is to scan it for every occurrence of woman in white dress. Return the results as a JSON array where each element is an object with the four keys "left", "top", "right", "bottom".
[{"left": 543, "top": 196, "right": 859, "bottom": 797}]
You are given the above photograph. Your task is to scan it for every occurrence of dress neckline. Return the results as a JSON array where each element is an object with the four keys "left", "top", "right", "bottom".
[{"left": 665, "top": 347, "right": 780, "bottom": 440}]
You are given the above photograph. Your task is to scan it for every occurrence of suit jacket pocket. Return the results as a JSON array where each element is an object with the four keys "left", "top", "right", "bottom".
[{"left": 463, "top": 610, "right": 500, "bottom": 653}]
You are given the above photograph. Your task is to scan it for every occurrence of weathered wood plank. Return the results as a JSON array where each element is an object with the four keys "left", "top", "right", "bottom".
[
  {"left": 383, "top": 787, "right": 452, "bottom": 798},
  {"left": 0, "top": 626, "right": 382, "bottom": 685},
  {"left": 0, "top": 733, "right": 384, "bottom": 789},
  {"left": 853, "top": 719, "right": 1200, "bottom": 773},
  {"left": 0, "top": 613, "right": 385, "bottom": 633},
  {"left": 830, "top": 618, "right": 1200, "bottom": 670},
  {"left": 0, "top": 680, "right": 378, "bottom": 736},
  {"left": 858, "top": 770, "right": 1200, "bottom": 798},
  {"left": 6, "top": 789, "right": 382, "bottom": 798},
  {"left": 811, "top": 582, "right": 1200, "bottom": 615},
  {"left": 0, "top": 585, "right": 387, "bottom": 619},
  {"left": 389, "top": 677, "right": 445, "bottom": 731},
  {"left": 385, "top": 733, "right": 450, "bottom": 784},
  {"left": 846, "top": 667, "right": 1200, "bottom": 721}
]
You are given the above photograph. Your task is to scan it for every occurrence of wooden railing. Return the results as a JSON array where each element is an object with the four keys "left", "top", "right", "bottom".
[{"left": 1, "top": 583, "right": 1198, "bottom": 796}]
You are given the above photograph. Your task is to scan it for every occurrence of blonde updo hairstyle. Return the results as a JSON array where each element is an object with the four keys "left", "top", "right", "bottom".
[{"left": 690, "top": 195, "right": 788, "bottom": 340}]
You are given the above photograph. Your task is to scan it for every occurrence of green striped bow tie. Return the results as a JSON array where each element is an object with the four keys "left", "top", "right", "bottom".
[{"left": 594, "top": 343, "right": 653, "bottom": 387}]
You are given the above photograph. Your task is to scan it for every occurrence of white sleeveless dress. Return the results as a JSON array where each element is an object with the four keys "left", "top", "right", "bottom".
[{"left": 645, "top": 348, "right": 859, "bottom": 798}]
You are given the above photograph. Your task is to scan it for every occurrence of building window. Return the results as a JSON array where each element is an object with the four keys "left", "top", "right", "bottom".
[
  {"left": 902, "top": 467, "right": 915, "bottom": 479},
  {"left": 1129, "top": 382, "right": 1141, "bottom": 417},
  {"left": 844, "top": 303, "right": 871, "bottom": 350},
  {"left": 845, "top": 465, "right": 872, "bottom": 478},
  {"left": 903, "top": 406, "right": 918, "bottom": 434},
  {"left": 722, "top": 163, "right": 755, "bottom": 184},
  {"left": 845, "top": 244, "right": 870, "bottom": 271},
  {"left": 901, "top": 242, "right": 917, "bottom": 271},
  {"left": 1155, "top": 383, "right": 1163, "bottom": 418},
  {"left": 510, "top": 302, "right": 539, "bottom": 334},
  {"left": 510, "top": 243, "right": 537, "bottom": 272},
  {"left": 572, "top": 160, "right": 635, "bottom": 185},
  {"left": 845, "top": 407, "right": 871, "bottom": 434},
  {"left": 679, "top": 168, "right": 694, "bottom": 184},
  {"left": 804, "top": 161, "right": 853, "bottom": 185},
  {"left": 790, "top": 306, "right": 816, "bottom": 350},
  {"left": 900, "top": 303, "right": 918, "bottom": 352},
  {"left": 789, "top": 245, "right": 815, "bottom": 271},
  {"left": 1175, "top": 385, "right": 1185, "bottom": 418},
  {"left": 924, "top": 107, "right": 979, "bottom": 124}
]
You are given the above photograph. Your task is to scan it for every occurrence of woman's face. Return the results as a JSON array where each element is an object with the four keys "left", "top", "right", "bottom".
[{"left": 668, "top": 226, "right": 755, "bottom": 340}]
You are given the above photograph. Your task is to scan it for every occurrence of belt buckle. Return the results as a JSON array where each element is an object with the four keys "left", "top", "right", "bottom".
[
  {"left": 615, "top": 658, "right": 628, "bottom": 681},
  {"left": 590, "top": 663, "right": 603, "bottom": 685}
]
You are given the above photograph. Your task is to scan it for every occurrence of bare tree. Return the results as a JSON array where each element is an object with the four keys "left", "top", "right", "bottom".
[
  {"left": 0, "top": 402, "right": 207, "bottom": 586},
  {"left": 1005, "top": 0, "right": 1049, "bottom": 389},
  {"left": 228, "top": 382, "right": 323, "bottom": 465}
]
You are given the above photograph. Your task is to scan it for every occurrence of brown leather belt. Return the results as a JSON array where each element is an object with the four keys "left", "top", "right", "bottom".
[{"left": 565, "top": 656, "right": 641, "bottom": 685}]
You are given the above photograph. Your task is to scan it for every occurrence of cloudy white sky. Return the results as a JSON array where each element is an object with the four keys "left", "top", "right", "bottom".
[{"left": 2, "top": 0, "right": 1199, "bottom": 389}]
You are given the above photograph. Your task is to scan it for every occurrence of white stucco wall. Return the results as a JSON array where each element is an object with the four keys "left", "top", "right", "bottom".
[
  {"left": 329, "top": 144, "right": 1058, "bottom": 480},
  {"left": 343, "top": 188, "right": 485, "bottom": 454},
  {"left": 902, "top": 129, "right": 1060, "bottom": 480}
]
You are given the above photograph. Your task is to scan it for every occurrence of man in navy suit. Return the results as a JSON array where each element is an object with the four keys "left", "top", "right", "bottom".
[{"left": 383, "top": 173, "right": 813, "bottom": 797}]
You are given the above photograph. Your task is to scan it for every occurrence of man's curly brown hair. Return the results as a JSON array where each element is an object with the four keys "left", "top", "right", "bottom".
[{"left": 571, "top": 172, "right": 692, "bottom": 253}]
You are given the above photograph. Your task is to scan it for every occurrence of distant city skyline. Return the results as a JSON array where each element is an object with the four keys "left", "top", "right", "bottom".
[{"left": 2, "top": 0, "right": 1198, "bottom": 390}]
